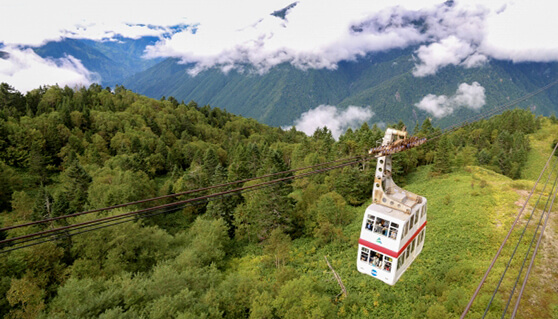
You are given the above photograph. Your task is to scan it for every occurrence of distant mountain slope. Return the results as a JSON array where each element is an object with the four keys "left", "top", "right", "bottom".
[
  {"left": 34, "top": 37, "right": 162, "bottom": 87},
  {"left": 124, "top": 49, "right": 558, "bottom": 128}
]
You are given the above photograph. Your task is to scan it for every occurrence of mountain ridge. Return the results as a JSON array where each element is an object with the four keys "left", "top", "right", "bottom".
[
  {"left": 122, "top": 49, "right": 558, "bottom": 128},
  {"left": 32, "top": 38, "right": 558, "bottom": 129},
  {"left": 34, "top": 37, "right": 162, "bottom": 87}
]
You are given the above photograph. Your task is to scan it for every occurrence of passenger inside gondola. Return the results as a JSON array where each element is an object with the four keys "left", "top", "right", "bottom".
[
  {"left": 374, "top": 220, "right": 382, "bottom": 233},
  {"left": 389, "top": 222, "right": 399, "bottom": 239},
  {"left": 374, "top": 217, "right": 390, "bottom": 236},
  {"left": 361, "top": 247, "right": 370, "bottom": 262},
  {"left": 366, "top": 214, "right": 374, "bottom": 231},
  {"left": 369, "top": 251, "right": 385, "bottom": 268},
  {"left": 382, "top": 222, "right": 388, "bottom": 236},
  {"left": 383, "top": 257, "right": 393, "bottom": 272}
]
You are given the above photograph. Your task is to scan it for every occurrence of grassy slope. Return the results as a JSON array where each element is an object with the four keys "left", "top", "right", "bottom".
[
  {"left": 515, "top": 119, "right": 558, "bottom": 319},
  {"left": 237, "top": 120, "right": 558, "bottom": 318}
]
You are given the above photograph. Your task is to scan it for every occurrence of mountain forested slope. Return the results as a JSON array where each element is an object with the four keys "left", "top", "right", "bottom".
[
  {"left": 123, "top": 49, "right": 558, "bottom": 128},
  {"left": 0, "top": 83, "right": 556, "bottom": 318}
]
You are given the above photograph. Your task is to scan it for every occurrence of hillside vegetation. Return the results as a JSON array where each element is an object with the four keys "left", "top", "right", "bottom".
[
  {"left": 0, "top": 82, "right": 556, "bottom": 318},
  {"left": 122, "top": 50, "right": 558, "bottom": 128}
]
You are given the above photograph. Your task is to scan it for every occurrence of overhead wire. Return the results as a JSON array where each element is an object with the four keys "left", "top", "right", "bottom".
[
  {"left": 6, "top": 77, "right": 558, "bottom": 253},
  {"left": 500, "top": 164, "right": 558, "bottom": 318},
  {"left": 460, "top": 135, "right": 558, "bottom": 318},
  {"left": 480, "top": 155, "right": 558, "bottom": 318},
  {"left": 7, "top": 78, "right": 558, "bottom": 235},
  {"left": 0, "top": 156, "right": 369, "bottom": 253},
  {"left": 510, "top": 175, "right": 558, "bottom": 318},
  {"left": 0, "top": 181, "right": 275, "bottom": 254},
  {"left": 425, "top": 78, "right": 558, "bottom": 143},
  {"left": 0, "top": 154, "right": 367, "bottom": 233}
]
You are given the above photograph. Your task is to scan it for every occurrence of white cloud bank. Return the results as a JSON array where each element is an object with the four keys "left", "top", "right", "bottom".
[
  {"left": 2, "top": 0, "right": 558, "bottom": 90},
  {"left": 0, "top": 47, "right": 94, "bottom": 93},
  {"left": 415, "top": 82, "right": 486, "bottom": 118},
  {"left": 288, "top": 105, "right": 374, "bottom": 139},
  {"left": 413, "top": 36, "right": 488, "bottom": 77},
  {"left": 142, "top": 0, "right": 558, "bottom": 75}
]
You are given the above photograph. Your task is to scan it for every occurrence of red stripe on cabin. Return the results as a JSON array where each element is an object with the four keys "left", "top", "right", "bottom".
[
  {"left": 396, "top": 221, "right": 427, "bottom": 256},
  {"left": 358, "top": 238, "right": 399, "bottom": 258},
  {"left": 358, "top": 221, "right": 427, "bottom": 258}
]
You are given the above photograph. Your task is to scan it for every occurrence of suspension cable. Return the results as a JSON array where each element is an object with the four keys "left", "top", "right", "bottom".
[
  {"left": 0, "top": 156, "right": 369, "bottom": 252},
  {"left": 481, "top": 156, "right": 558, "bottom": 317},
  {"left": 500, "top": 164, "right": 558, "bottom": 318},
  {"left": 510, "top": 175, "right": 558, "bottom": 318},
  {"left": 0, "top": 182, "right": 275, "bottom": 254},
  {"left": 0, "top": 154, "right": 366, "bottom": 233},
  {"left": 9, "top": 78, "right": 558, "bottom": 232},
  {"left": 460, "top": 141, "right": 558, "bottom": 318}
]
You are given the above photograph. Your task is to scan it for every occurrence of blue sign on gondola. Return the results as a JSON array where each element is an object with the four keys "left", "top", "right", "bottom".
[{"left": 371, "top": 269, "right": 377, "bottom": 277}]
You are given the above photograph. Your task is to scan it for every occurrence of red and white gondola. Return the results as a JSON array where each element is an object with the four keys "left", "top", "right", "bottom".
[{"left": 357, "top": 128, "right": 427, "bottom": 285}]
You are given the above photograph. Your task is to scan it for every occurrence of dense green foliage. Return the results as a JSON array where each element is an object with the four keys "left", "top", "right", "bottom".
[
  {"left": 123, "top": 49, "right": 558, "bottom": 128},
  {"left": 0, "top": 82, "right": 553, "bottom": 318}
]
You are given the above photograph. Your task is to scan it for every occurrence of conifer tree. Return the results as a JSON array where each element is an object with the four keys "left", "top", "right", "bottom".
[
  {"left": 433, "top": 135, "right": 452, "bottom": 174},
  {"left": 202, "top": 148, "right": 220, "bottom": 186},
  {"left": 62, "top": 158, "right": 92, "bottom": 212},
  {"left": 207, "top": 164, "right": 240, "bottom": 236}
]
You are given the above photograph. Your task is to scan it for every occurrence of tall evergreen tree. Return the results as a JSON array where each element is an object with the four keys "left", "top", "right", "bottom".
[
  {"left": 28, "top": 140, "right": 48, "bottom": 185},
  {"left": 202, "top": 148, "right": 220, "bottom": 186},
  {"left": 206, "top": 164, "right": 240, "bottom": 236},
  {"left": 432, "top": 135, "right": 453, "bottom": 174},
  {"left": 61, "top": 158, "right": 92, "bottom": 212}
]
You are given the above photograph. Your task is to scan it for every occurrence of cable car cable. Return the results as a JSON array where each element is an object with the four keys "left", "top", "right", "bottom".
[
  {"left": 460, "top": 141, "right": 558, "bottom": 318},
  {"left": 2, "top": 183, "right": 283, "bottom": 252},
  {"left": 0, "top": 204, "right": 188, "bottom": 254},
  {"left": 482, "top": 157, "right": 558, "bottom": 318},
  {"left": 501, "top": 164, "right": 558, "bottom": 317},
  {"left": 0, "top": 154, "right": 366, "bottom": 233},
  {"left": 0, "top": 183, "right": 274, "bottom": 254},
  {"left": 367, "top": 78, "right": 558, "bottom": 160},
  {"left": 0, "top": 157, "right": 369, "bottom": 252},
  {"left": 1, "top": 158, "right": 368, "bottom": 252},
  {"left": 3, "top": 180, "right": 283, "bottom": 252},
  {"left": 510, "top": 176, "right": 558, "bottom": 319},
  {"left": 426, "top": 78, "right": 558, "bottom": 143}
]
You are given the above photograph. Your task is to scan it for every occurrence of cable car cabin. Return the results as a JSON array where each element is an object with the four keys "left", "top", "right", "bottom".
[
  {"left": 357, "top": 128, "right": 427, "bottom": 285},
  {"left": 357, "top": 200, "right": 427, "bottom": 285}
]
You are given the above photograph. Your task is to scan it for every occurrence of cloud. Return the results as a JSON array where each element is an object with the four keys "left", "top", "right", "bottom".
[
  {"left": 0, "top": 46, "right": 94, "bottom": 92},
  {"left": 0, "top": 1, "right": 196, "bottom": 46},
  {"left": 0, "top": 0, "right": 292, "bottom": 46},
  {"left": 2, "top": 0, "right": 558, "bottom": 86},
  {"left": 287, "top": 105, "right": 374, "bottom": 139},
  {"left": 479, "top": 0, "right": 558, "bottom": 63},
  {"left": 142, "top": 0, "right": 498, "bottom": 75},
  {"left": 144, "top": 0, "right": 558, "bottom": 76},
  {"left": 412, "top": 36, "right": 486, "bottom": 76},
  {"left": 415, "top": 82, "right": 485, "bottom": 118},
  {"left": 139, "top": 0, "right": 527, "bottom": 76},
  {"left": 145, "top": 1, "right": 439, "bottom": 74}
]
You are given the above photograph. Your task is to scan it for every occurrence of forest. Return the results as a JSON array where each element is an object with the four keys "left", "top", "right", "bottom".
[{"left": 0, "top": 82, "right": 555, "bottom": 318}]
